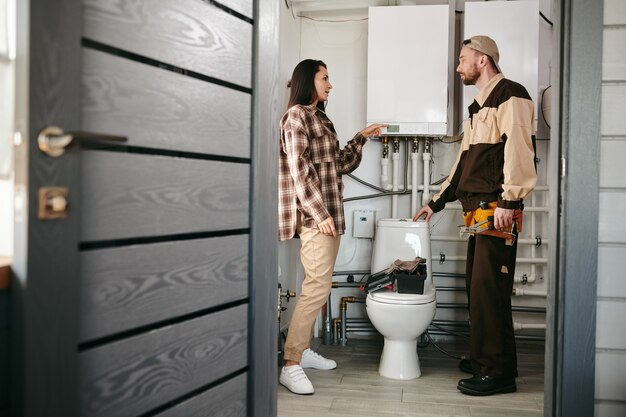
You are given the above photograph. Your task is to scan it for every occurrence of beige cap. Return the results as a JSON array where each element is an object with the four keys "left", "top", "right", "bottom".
[{"left": 463, "top": 35, "right": 502, "bottom": 74}]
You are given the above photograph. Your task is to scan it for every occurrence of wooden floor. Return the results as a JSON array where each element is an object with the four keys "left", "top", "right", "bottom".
[{"left": 278, "top": 336, "right": 545, "bottom": 417}]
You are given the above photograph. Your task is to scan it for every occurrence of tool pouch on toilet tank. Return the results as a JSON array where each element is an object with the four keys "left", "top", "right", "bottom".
[
  {"left": 383, "top": 257, "right": 427, "bottom": 294},
  {"left": 393, "top": 262, "right": 427, "bottom": 294}
]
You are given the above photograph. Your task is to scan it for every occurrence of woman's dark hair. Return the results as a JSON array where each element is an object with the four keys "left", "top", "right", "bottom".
[{"left": 287, "top": 59, "right": 327, "bottom": 111}]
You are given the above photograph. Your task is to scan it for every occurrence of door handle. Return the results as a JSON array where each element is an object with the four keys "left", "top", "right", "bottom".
[{"left": 37, "top": 125, "right": 127, "bottom": 157}]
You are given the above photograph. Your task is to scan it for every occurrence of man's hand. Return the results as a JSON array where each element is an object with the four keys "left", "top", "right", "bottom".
[
  {"left": 493, "top": 207, "right": 515, "bottom": 231},
  {"left": 318, "top": 217, "right": 337, "bottom": 237},
  {"left": 412, "top": 204, "right": 434, "bottom": 222}
]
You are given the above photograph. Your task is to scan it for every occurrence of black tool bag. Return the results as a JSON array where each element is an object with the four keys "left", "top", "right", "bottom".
[
  {"left": 393, "top": 263, "right": 427, "bottom": 294},
  {"left": 365, "top": 258, "right": 427, "bottom": 294},
  {"left": 364, "top": 269, "right": 394, "bottom": 293}
]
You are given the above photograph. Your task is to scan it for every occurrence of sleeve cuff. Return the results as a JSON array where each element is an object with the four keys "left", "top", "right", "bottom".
[{"left": 497, "top": 197, "right": 523, "bottom": 210}]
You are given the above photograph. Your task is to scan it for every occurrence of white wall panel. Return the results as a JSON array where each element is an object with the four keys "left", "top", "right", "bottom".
[
  {"left": 598, "top": 245, "right": 626, "bottom": 298},
  {"left": 600, "top": 140, "right": 626, "bottom": 188},
  {"left": 604, "top": 0, "right": 626, "bottom": 25},
  {"left": 603, "top": 28, "right": 626, "bottom": 81},
  {"left": 595, "top": 351, "right": 626, "bottom": 401},
  {"left": 597, "top": 1, "right": 626, "bottom": 411},
  {"left": 595, "top": 402, "right": 626, "bottom": 417},
  {"left": 301, "top": 14, "right": 369, "bottom": 141},
  {"left": 463, "top": 0, "right": 539, "bottom": 119},
  {"left": 596, "top": 300, "right": 626, "bottom": 349},
  {"left": 598, "top": 192, "right": 626, "bottom": 243},
  {"left": 601, "top": 85, "right": 626, "bottom": 136}
]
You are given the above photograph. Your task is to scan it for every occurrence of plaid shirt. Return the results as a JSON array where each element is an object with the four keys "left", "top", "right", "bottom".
[{"left": 279, "top": 103, "right": 367, "bottom": 241}]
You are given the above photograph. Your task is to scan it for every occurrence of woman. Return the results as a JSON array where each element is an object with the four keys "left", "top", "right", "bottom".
[{"left": 278, "top": 59, "right": 385, "bottom": 395}]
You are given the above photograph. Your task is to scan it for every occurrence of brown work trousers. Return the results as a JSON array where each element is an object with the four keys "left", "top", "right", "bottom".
[{"left": 466, "top": 232, "right": 518, "bottom": 378}]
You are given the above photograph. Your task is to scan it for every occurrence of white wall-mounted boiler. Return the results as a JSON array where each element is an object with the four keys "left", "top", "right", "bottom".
[{"left": 367, "top": 4, "right": 456, "bottom": 136}]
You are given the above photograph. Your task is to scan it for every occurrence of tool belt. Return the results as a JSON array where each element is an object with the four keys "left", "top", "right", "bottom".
[{"left": 461, "top": 201, "right": 522, "bottom": 244}]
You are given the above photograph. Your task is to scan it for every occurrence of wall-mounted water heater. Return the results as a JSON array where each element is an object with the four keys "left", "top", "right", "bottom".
[{"left": 367, "top": 4, "right": 456, "bottom": 136}]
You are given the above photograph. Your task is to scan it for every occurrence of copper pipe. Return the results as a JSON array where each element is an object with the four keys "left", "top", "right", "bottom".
[{"left": 340, "top": 296, "right": 365, "bottom": 346}]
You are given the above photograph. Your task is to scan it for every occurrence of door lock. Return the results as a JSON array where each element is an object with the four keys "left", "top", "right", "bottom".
[{"left": 38, "top": 187, "right": 69, "bottom": 220}]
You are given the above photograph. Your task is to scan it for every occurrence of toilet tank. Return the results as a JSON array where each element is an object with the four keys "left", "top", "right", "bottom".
[{"left": 371, "top": 219, "right": 432, "bottom": 285}]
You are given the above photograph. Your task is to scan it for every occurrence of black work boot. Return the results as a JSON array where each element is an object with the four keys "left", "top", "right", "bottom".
[{"left": 457, "top": 374, "right": 517, "bottom": 396}]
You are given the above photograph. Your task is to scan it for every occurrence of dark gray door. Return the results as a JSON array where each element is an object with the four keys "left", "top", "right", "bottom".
[{"left": 12, "top": 0, "right": 278, "bottom": 416}]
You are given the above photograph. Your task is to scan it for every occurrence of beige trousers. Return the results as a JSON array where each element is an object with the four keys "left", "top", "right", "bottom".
[{"left": 283, "top": 223, "right": 340, "bottom": 362}]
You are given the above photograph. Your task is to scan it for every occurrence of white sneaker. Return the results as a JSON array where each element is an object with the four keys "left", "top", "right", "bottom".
[
  {"left": 300, "top": 348, "right": 337, "bottom": 370},
  {"left": 280, "top": 365, "right": 314, "bottom": 395}
]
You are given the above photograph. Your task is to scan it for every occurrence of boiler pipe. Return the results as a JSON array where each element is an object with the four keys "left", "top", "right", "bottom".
[
  {"left": 410, "top": 138, "right": 420, "bottom": 214},
  {"left": 422, "top": 139, "right": 432, "bottom": 206},
  {"left": 380, "top": 136, "right": 391, "bottom": 190},
  {"left": 391, "top": 139, "right": 400, "bottom": 218}
]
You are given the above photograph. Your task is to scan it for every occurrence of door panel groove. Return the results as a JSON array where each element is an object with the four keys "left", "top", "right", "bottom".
[
  {"left": 78, "top": 297, "right": 249, "bottom": 351},
  {"left": 151, "top": 373, "right": 247, "bottom": 417},
  {"left": 201, "top": 0, "right": 253, "bottom": 24},
  {"left": 137, "top": 368, "right": 248, "bottom": 417},
  {"left": 79, "top": 304, "right": 248, "bottom": 417},
  {"left": 82, "top": 37, "right": 253, "bottom": 94},
  {"left": 80, "top": 142, "right": 252, "bottom": 164},
  {"left": 79, "top": 228, "right": 250, "bottom": 251},
  {"left": 83, "top": 0, "right": 252, "bottom": 88}
]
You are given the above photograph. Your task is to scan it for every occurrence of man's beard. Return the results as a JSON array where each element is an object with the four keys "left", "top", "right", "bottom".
[{"left": 460, "top": 65, "right": 480, "bottom": 86}]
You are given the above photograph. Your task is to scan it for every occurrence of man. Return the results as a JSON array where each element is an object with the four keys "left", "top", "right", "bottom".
[{"left": 413, "top": 35, "right": 537, "bottom": 396}]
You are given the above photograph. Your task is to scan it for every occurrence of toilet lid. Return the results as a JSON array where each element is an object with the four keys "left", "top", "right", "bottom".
[{"left": 368, "top": 288, "right": 436, "bottom": 305}]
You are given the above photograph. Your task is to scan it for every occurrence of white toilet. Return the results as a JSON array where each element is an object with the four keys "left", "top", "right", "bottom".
[{"left": 366, "top": 219, "right": 436, "bottom": 380}]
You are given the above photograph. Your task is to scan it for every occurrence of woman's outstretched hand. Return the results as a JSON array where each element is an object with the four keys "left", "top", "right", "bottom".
[{"left": 360, "top": 123, "right": 388, "bottom": 138}]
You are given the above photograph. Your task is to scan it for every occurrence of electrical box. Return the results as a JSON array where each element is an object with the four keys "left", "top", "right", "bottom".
[
  {"left": 353, "top": 210, "right": 375, "bottom": 239},
  {"left": 367, "top": 4, "right": 456, "bottom": 136}
]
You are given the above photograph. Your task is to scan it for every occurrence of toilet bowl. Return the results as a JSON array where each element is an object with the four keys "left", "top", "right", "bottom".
[{"left": 365, "top": 219, "right": 436, "bottom": 380}]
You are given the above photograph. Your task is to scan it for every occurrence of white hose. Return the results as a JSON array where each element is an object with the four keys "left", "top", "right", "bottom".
[
  {"left": 422, "top": 149, "right": 431, "bottom": 206},
  {"left": 513, "top": 322, "right": 546, "bottom": 331},
  {"left": 391, "top": 152, "right": 399, "bottom": 218},
  {"left": 380, "top": 158, "right": 391, "bottom": 190},
  {"left": 513, "top": 288, "right": 547, "bottom": 297}
]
